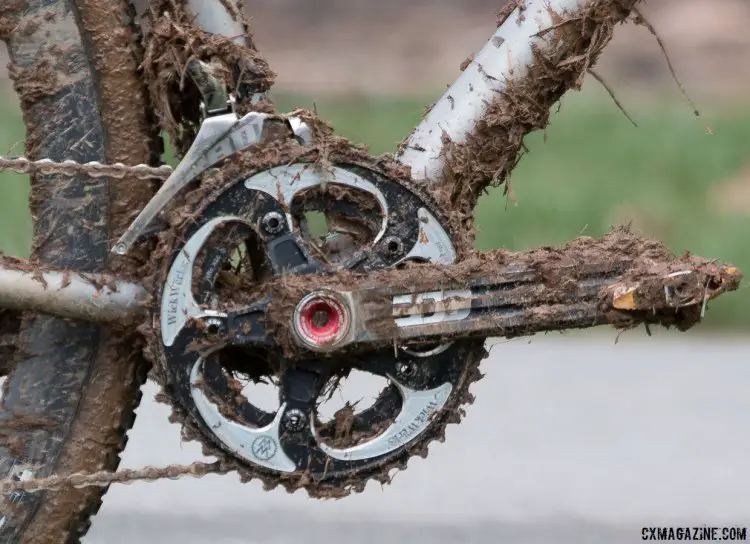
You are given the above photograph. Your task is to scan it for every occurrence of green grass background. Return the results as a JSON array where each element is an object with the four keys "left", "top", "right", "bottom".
[{"left": 1, "top": 86, "right": 749, "bottom": 329}]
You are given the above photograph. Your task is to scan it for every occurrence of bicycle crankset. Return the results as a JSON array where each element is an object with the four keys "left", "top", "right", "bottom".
[
  {"left": 147, "top": 126, "right": 740, "bottom": 496},
  {"left": 149, "top": 131, "right": 493, "bottom": 495}
]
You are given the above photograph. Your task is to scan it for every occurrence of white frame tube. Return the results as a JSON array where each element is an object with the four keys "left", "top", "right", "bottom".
[
  {"left": 396, "top": 0, "right": 590, "bottom": 182},
  {"left": 185, "top": 0, "right": 247, "bottom": 45},
  {"left": 0, "top": 267, "right": 147, "bottom": 324}
]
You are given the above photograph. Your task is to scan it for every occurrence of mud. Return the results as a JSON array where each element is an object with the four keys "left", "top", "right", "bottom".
[
  {"left": 1, "top": 0, "right": 159, "bottom": 541},
  {"left": 431, "top": 0, "right": 642, "bottom": 243},
  {"left": 141, "top": 0, "right": 275, "bottom": 154},
  {"left": 0, "top": 0, "right": 27, "bottom": 39},
  {"left": 263, "top": 227, "right": 740, "bottom": 356},
  {"left": 7, "top": 61, "right": 61, "bottom": 104}
]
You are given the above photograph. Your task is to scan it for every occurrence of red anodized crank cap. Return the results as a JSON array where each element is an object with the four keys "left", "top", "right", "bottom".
[{"left": 293, "top": 291, "right": 351, "bottom": 350}]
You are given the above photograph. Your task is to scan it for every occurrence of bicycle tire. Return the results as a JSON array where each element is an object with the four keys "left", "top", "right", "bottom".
[{"left": 0, "top": 0, "right": 158, "bottom": 541}]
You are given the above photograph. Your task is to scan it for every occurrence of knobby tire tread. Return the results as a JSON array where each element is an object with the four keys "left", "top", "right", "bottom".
[{"left": 0, "top": 0, "right": 157, "bottom": 541}]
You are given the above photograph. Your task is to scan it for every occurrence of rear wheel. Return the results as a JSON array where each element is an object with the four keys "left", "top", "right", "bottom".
[{"left": 0, "top": 0, "right": 158, "bottom": 541}]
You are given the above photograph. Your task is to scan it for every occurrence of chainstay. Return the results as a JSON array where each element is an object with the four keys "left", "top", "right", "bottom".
[
  {"left": 0, "top": 461, "right": 228, "bottom": 494},
  {"left": 0, "top": 155, "right": 172, "bottom": 180}
]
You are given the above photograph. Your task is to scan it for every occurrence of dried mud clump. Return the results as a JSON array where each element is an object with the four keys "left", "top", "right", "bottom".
[
  {"left": 142, "top": 0, "right": 276, "bottom": 154},
  {"left": 0, "top": 0, "right": 27, "bottom": 40},
  {"left": 437, "top": 0, "right": 642, "bottom": 236},
  {"left": 7, "top": 61, "right": 60, "bottom": 105},
  {"left": 263, "top": 227, "right": 741, "bottom": 355}
]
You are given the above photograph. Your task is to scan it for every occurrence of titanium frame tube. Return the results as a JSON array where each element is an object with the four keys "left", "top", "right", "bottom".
[
  {"left": 185, "top": 0, "right": 247, "bottom": 45},
  {"left": 0, "top": 267, "right": 148, "bottom": 324},
  {"left": 396, "top": 0, "right": 588, "bottom": 182}
]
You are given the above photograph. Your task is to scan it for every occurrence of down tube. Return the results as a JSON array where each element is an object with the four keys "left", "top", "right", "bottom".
[{"left": 395, "top": 0, "right": 632, "bottom": 184}]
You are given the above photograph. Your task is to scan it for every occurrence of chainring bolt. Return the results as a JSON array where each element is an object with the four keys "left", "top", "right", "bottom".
[
  {"left": 204, "top": 318, "right": 223, "bottom": 335},
  {"left": 262, "top": 211, "right": 286, "bottom": 234},
  {"left": 282, "top": 408, "right": 308, "bottom": 433},
  {"left": 383, "top": 236, "right": 404, "bottom": 256},
  {"left": 396, "top": 362, "right": 417, "bottom": 379}
]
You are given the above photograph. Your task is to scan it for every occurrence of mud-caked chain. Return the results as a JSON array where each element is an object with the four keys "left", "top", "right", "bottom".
[
  {"left": 0, "top": 461, "right": 228, "bottom": 494},
  {"left": 0, "top": 155, "right": 219, "bottom": 496},
  {"left": 0, "top": 155, "right": 172, "bottom": 180}
]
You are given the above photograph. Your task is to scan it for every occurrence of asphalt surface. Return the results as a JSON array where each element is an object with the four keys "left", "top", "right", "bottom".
[{"left": 83, "top": 331, "right": 750, "bottom": 543}]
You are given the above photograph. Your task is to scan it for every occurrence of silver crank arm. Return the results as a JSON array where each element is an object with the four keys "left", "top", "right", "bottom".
[{"left": 287, "top": 258, "right": 742, "bottom": 354}]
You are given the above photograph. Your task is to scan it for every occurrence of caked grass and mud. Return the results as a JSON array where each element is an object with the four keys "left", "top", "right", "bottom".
[{"left": 0, "top": 87, "right": 749, "bottom": 329}]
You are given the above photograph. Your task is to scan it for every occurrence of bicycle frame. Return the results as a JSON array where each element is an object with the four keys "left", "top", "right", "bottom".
[{"left": 0, "top": 0, "right": 678, "bottom": 326}]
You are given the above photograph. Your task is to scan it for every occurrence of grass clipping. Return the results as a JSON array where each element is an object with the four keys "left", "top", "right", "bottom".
[{"left": 436, "top": 0, "right": 642, "bottom": 232}]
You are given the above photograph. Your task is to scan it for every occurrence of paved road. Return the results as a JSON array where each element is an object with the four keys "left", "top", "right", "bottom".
[{"left": 84, "top": 331, "right": 750, "bottom": 543}]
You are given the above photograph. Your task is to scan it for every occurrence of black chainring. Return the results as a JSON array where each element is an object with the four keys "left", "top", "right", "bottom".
[{"left": 154, "top": 158, "right": 486, "bottom": 496}]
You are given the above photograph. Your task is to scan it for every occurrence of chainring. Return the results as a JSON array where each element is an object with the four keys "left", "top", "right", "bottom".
[{"left": 148, "top": 148, "right": 486, "bottom": 497}]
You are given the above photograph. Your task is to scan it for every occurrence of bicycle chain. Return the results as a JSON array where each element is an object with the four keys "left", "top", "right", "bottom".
[
  {"left": 0, "top": 156, "right": 234, "bottom": 494},
  {"left": 0, "top": 461, "right": 228, "bottom": 494},
  {"left": 0, "top": 150, "right": 484, "bottom": 497},
  {"left": 0, "top": 156, "right": 172, "bottom": 180}
]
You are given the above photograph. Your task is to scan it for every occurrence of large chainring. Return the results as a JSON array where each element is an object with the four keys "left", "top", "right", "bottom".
[{"left": 150, "top": 153, "right": 486, "bottom": 497}]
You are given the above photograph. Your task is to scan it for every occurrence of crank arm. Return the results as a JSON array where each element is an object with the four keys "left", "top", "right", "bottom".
[
  {"left": 268, "top": 241, "right": 742, "bottom": 356},
  {"left": 0, "top": 234, "right": 740, "bottom": 346},
  {"left": 343, "top": 263, "right": 738, "bottom": 347}
]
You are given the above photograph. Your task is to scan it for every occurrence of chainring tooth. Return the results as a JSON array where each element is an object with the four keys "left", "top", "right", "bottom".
[{"left": 149, "top": 145, "right": 487, "bottom": 497}]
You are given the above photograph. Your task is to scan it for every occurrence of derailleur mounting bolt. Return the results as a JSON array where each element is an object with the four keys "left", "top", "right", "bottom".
[{"left": 262, "top": 211, "right": 286, "bottom": 235}]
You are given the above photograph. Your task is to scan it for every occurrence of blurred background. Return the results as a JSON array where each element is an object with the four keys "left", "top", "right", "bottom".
[
  {"left": 2, "top": 2, "right": 750, "bottom": 542},
  {"left": 2, "top": 0, "right": 750, "bottom": 330},
  {"left": 0, "top": 0, "right": 749, "bottom": 329}
]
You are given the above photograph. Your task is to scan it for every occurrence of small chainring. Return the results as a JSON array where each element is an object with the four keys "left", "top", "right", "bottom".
[{"left": 150, "top": 152, "right": 486, "bottom": 497}]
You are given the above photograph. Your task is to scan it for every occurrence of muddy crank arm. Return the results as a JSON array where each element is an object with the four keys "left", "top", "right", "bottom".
[
  {"left": 183, "top": 234, "right": 742, "bottom": 358},
  {"left": 0, "top": 234, "right": 740, "bottom": 353},
  {"left": 275, "top": 253, "right": 739, "bottom": 356}
]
